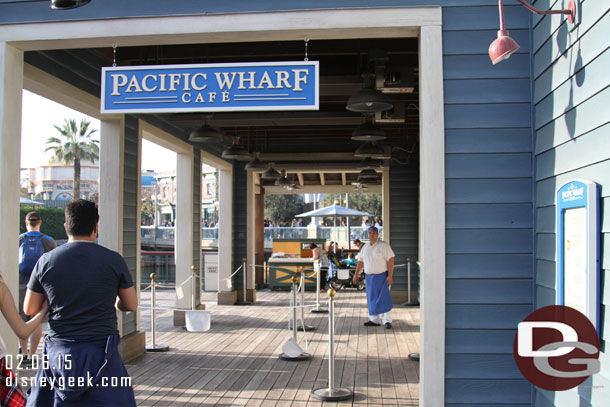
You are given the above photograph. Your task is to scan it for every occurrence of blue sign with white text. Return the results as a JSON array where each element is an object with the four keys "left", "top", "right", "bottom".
[{"left": 101, "top": 61, "right": 319, "bottom": 113}]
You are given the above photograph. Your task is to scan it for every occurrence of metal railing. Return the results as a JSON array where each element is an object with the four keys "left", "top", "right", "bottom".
[{"left": 141, "top": 225, "right": 383, "bottom": 248}]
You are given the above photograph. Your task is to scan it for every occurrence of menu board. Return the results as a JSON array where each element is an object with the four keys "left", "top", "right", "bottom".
[{"left": 563, "top": 207, "right": 587, "bottom": 315}]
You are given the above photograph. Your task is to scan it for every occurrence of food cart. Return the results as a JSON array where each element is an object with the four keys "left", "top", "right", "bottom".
[{"left": 267, "top": 238, "right": 326, "bottom": 290}]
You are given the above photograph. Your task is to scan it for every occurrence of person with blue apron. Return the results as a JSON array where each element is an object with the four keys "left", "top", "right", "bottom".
[{"left": 352, "top": 226, "right": 395, "bottom": 329}]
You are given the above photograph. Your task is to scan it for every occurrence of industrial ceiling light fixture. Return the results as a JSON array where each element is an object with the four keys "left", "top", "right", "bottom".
[
  {"left": 275, "top": 170, "right": 292, "bottom": 187},
  {"left": 51, "top": 0, "right": 91, "bottom": 9},
  {"left": 261, "top": 163, "right": 281, "bottom": 180},
  {"left": 357, "top": 158, "right": 382, "bottom": 170},
  {"left": 221, "top": 136, "right": 251, "bottom": 161},
  {"left": 354, "top": 142, "right": 385, "bottom": 159},
  {"left": 189, "top": 116, "right": 223, "bottom": 143},
  {"left": 244, "top": 152, "right": 267, "bottom": 171},
  {"left": 346, "top": 73, "right": 393, "bottom": 113},
  {"left": 490, "top": 0, "right": 577, "bottom": 64},
  {"left": 358, "top": 169, "right": 380, "bottom": 179},
  {"left": 351, "top": 114, "right": 387, "bottom": 142}
]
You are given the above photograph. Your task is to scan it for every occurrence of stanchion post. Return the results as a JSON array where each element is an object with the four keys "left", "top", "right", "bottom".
[
  {"left": 407, "top": 257, "right": 411, "bottom": 304},
  {"left": 311, "top": 260, "right": 328, "bottom": 314},
  {"left": 279, "top": 276, "right": 312, "bottom": 361},
  {"left": 312, "top": 288, "right": 352, "bottom": 401},
  {"left": 191, "top": 265, "right": 197, "bottom": 310},
  {"left": 237, "top": 258, "right": 252, "bottom": 305},
  {"left": 146, "top": 273, "right": 169, "bottom": 352},
  {"left": 243, "top": 258, "right": 247, "bottom": 304}
]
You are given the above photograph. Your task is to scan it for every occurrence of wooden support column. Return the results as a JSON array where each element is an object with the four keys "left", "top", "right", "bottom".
[{"left": 0, "top": 42, "right": 23, "bottom": 354}]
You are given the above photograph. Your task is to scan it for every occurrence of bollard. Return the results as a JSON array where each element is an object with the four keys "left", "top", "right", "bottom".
[
  {"left": 146, "top": 273, "right": 169, "bottom": 352},
  {"left": 407, "top": 257, "right": 411, "bottom": 304},
  {"left": 279, "top": 276, "right": 312, "bottom": 361},
  {"left": 312, "top": 288, "right": 353, "bottom": 401},
  {"left": 311, "top": 260, "right": 328, "bottom": 314},
  {"left": 298, "top": 270, "right": 315, "bottom": 331},
  {"left": 191, "top": 265, "right": 197, "bottom": 311},
  {"left": 236, "top": 258, "right": 252, "bottom": 305}
]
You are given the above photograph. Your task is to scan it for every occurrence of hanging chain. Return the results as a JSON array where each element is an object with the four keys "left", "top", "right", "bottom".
[
  {"left": 112, "top": 43, "right": 117, "bottom": 67},
  {"left": 304, "top": 36, "right": 309, "bottom": 62}
]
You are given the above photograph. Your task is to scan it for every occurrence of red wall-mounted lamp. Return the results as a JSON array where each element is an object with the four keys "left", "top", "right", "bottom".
[{"left": 489, "top": 0, "right": 578, "bottom": 64}]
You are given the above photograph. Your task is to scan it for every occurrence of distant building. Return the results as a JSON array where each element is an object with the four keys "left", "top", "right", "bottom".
[{"left": 21, "top": 162, "right": 99, "bottom": 201}]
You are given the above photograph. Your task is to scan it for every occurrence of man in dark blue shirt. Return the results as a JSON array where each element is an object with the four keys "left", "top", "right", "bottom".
[{"left": 24, "top": 199, "right": 138, "bottom": 406}]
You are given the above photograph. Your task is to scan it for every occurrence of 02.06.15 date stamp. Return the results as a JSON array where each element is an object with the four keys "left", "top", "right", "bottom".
[{"left": 5, "top": 353, "right": 72, "bottom": 370}]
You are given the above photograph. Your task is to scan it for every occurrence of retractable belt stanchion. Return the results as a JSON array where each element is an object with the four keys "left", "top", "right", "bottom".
[
  {"left": 297, "top": 270, "right": 315, "bottom": 331},
  {"left": 311, "top": 260, "right": 328, "bottom": 314},
  {"left": 279, "top": 276, "right": 312, "bottom": 361},
  {"left": 312, "top": 288, "right": 353, "bottom": 401},
  {"left": 191, "top": 265, "right": 197, "bottom": 310},
  {"left": 236, "top": 257, "right": 252, "bottom": 305},
  {"left": 146, "top": 273, "right": 170, "bottom": 352}
]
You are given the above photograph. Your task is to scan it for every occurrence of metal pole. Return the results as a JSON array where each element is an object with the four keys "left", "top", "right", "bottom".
[
  {"left": 243, "top": 258, "right": 247, "bottom": 304},
  {"left": 191, "top": 265, "right": 197, "bottom": 310},
  {"left": 146, "top": 273, "right": 169, "bottom": 352},
  {"left": 312, "top": 288, "right": 352, "bottom": 400},
  {"left": 328, "top": 293, "right": 334, "bottom": 390},
  {"left": 407, "top": 257, "right": 411, "bottom": 304},
  {"left": 312, "top": 260, "right": 328, "bottom": 314},
  {"left": 292, "top": 278, "right": 298, "bottom": 342}
]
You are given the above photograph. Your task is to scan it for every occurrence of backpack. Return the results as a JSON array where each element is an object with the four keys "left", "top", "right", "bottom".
[{"left": 19, "top": 233, "right": 45, "bottom": 275}]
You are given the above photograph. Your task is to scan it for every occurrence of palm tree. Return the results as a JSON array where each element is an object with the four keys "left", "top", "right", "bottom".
[{"left": 45, "top": 118, "right": 99, "bottom": 200}]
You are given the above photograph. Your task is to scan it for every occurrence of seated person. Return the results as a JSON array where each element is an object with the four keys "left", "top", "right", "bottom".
[{"left": 343, "top": 253, "right": 358, "bottom": 268}]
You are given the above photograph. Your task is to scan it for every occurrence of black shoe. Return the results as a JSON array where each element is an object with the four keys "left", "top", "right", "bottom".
[
  {"left": 364, "top": 321, "right": 381, "bottom": 327},
  {"left": 385, "top": 322, "right": 392, "bottom": 329}
]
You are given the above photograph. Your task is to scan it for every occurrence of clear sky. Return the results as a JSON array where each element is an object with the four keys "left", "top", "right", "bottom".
[{"left": 21, "top": 90, "right": 175, "bottom": 172}]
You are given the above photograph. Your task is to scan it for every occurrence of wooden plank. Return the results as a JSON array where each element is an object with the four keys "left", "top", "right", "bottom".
[
  {"left": 446, "top": 153, "right": 532, "bottom": 179},
  {"left": 535, "top": 259, "right": 555, "bottom": 290},
  {"left": 446, "top": 229, "right": 533, "bottom": 254},
  {"left": 446, "top": 355, "right": 523, "bottom": 379},
  {"left": 445, "top": 78, "right": 530, "bottom": 104},
  {"left": 445, "top": 379, "right": 532, "bottom": 404},
  {"left": 536, "top": 123, "right": 610, "bottom": 179},
  {"left": 446, "top": 179, "right": 532, "bottom": 204},
  {"left": 446, "top": 305, "right": 532, "bottom": 329},
  {"left": 536, "top": 285, "right": 556, "bottom": 308},
  {"left": 446, "top": 253, "right": 533, "bottom": 278},
  {"left": 535, "top": 232, "right": 555, "bottom": 262},
  {"left": 535, "top": 48, "right": 610, "bottom": 128},
  {"left": 445, "top": 104, "right": 532, "bottom": 129},
  {"left": 445, "top": 128, "right": 532, "bottom": 154},
  {"left": 446, "top": 279, "right": 533, "bottom": 304},
  {"left": 443, "top": 54, "right": 530, "bottom": 80},
  {"left": 447, "top": 203, "right": 533, "bottom": 229},
  {"left": 442, "top": 5, "right": 529, "bottom": 31},
  {"left": 446, "top": 329, "right": 516, "bottom": 354}
]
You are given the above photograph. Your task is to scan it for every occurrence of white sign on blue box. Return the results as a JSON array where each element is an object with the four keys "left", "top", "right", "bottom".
[{"left": 101, "top": 61, "right": 319, "bottom": 113}]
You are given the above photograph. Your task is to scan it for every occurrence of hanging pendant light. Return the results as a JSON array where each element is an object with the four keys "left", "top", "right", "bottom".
[
  {"left": 189, "top": 115, "right": 223, "bottom": 143},
  {"left": 358, "top": 169, "right": 380, "bottom": 179},
  {"left": 351, "top": 121, "right": 386, "bottom": 141},
  {"left": 245, "top": 152, "right": 267, "bottom": 171},
  {"left": 354, "top": 142, "right": 385, "bottom": 159},
  {"left": 275, "top": 170, "right": 292, "bottom": 187},
  {"left": 222, "top": 137, "right": 251, "bottom": 161},
  {"left": 346, "top": 74, "right": 393, "bottom": 113},
  {"left": 357, "top": 158, "right": 382, "bottom": 170},
  {"left": 261, "top": 163, "right": 280, "bottom": 180},
  {"left": 51, "top": 0, "right": 91, "bottom": 9}
]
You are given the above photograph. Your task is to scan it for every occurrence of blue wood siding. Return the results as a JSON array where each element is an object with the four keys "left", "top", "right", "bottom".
[
  {"left": 443, "top": 3, "right": 534, "bottom": 405},
  {"left": 532, "top": 0, "right": 610, "bottom": 406},
  {"left": 122, "top": 115, "right": 139, "bottom": 335}
]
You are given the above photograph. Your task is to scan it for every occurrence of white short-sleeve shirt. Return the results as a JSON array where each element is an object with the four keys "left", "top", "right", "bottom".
[{"left": 358, "top": 240, "right": 395, "bottom": 275}]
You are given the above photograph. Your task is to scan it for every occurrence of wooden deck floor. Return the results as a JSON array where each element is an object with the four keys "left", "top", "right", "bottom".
[{"left": 133, "top": 289, "right": 420, "bottom": 406}]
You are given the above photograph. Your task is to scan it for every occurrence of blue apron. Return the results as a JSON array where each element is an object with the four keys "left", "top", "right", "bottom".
[
  {"left": 27, "top": 334, "right": 136, "bottom": 407},
  {"left": 365, "top": 272, "right": 393, "bottom": 315}
]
